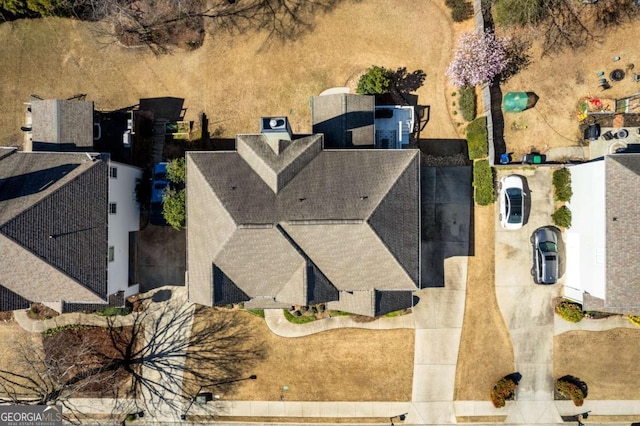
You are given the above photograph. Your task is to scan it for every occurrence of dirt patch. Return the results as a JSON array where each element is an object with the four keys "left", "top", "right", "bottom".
[
  {"left": 214, "top": 312, "right": 414, "bottom": 402},
  {"left": 454, "top": 205, "right": 515, "bottom": 400},
  {"left": 43, "top": 327, "right": 133, "bottom": 397},
  {"left": 554, "top": 328, "right": 640, "bottom": 399},
  {"left": 500, "top": 22, "right": 640, "bottom": 160},
  {"left": 112, "top": 0, "right": 205, "bottom": 52},
  {"left": 0, "top": 311, "right": 13, "bottom": 322}
]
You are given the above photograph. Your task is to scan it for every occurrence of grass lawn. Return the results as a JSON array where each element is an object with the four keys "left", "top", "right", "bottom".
[
  {"left": 190, "top": 309, "right": 414, "bottom": 402},
  {"left": 554, "top": 328, "right": 640, "bottom": 399},
  {"left": 454, "top": 205, "right": 515, "bottom": 400}
]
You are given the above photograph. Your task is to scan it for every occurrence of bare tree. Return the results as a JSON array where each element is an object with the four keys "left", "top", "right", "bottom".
[{"left": 0, "top": 292, "right": 265, "bottom": 423}]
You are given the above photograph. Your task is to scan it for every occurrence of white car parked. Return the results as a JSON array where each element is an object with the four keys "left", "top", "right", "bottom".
[{"left": 499, "top": 174, "right": 525, "bottom": 230}]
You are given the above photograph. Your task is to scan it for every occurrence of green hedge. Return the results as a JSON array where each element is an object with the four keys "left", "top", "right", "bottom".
[
  {"left": 459, "top": 86, "right": 477, "bottom": 121},
  {"left": 552, "top": 205, "right": 572, "bottom": 228},
  {"left": 473, "top": 160, "right": 494, "bottom": 205},
  {"left": 552, "top": 168, "right": 572, "bottom": 202},
  {"left": 466, "top": 117, "right": 488, "bottom": 160}
]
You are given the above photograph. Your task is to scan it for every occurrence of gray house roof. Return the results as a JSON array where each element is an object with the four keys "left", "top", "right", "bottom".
[
  {"left": 0, "top": 148, "right": 108, "bottom": 310},
  {"left": 312, "top": 94, "right": 375, "bottom": 148},
  {"left": 31, "top": 99, "right": 94, "bottom": 148},
  {"left": 603, "top": 153, "right": 640, "bottom": 314},
  {"left": 187, "top": 133, "right": 420, "bottom": 316}
]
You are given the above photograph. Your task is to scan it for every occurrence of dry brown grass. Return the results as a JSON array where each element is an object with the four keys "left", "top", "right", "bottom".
[
  {"left": 0, "top": 0, "right": 461, "bottom": 147},
  {"left": 554, "top": 328, "right": 640, "bottom": 400},
  {"left": 454, "top": 205, "right": 515, "bottom": 400},
  {"left": 500, "top": 22, "right": 640, "bottom": 159},
  {"left": 200, "top": 312, "right": 414, "bottom": 402}
]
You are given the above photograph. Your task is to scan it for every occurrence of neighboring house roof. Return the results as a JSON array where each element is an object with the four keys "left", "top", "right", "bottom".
[
  {"left": 187, "top": 132, "right": 420, "bottom": 316},
  {"left": 604, "top": 154, "right": 640, "bottom": 313},
  {"left": 0, "top": 148, "right": 108, "bottom": 310},
  {"left": 31, "top": 99, "right": 94, "bottom": 148},
  {"left": 311, "top": 94, "right": 375, "bottom": 148}
]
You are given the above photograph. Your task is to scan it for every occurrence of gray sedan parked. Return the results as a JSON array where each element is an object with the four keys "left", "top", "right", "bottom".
[{"left": 531, "top": 227, "right": 559, "bottom": 284}]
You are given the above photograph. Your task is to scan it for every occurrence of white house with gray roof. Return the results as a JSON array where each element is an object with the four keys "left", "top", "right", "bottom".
[
  {"left": 186, "top": 118, "right": 421, "bottom": 316},
  {"left": 564, "top": 153, "right": 640, "bottom": 315},
  {"left": 0, "top": 147, "right": 141, "bottom": 313}
]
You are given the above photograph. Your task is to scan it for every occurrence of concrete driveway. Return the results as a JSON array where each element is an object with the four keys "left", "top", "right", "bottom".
[{"left": 494, "top": 167, "right": 564, "bottom": 423}]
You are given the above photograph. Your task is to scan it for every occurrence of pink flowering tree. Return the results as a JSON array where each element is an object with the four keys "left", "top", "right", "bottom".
[{"left": 446, "top": 30, "right": 511, "bottom": 87}]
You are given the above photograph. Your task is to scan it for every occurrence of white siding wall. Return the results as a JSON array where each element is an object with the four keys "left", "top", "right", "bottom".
[
  {"left": 565, "top": 161, "right": 606, "bottom": 301},
  {"left": 108, "top": 161, "right": 142, "bottom": 297}
]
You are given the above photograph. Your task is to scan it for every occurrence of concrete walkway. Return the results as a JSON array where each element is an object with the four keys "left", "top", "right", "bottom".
[
  {"left": 263, "top": 308, "right": 414, "bottom": 337},
  {"left": 554, "top": 313, "right": 637, "bottom": 335}
]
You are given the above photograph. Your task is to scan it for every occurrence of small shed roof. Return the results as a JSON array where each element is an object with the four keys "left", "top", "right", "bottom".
[{"left": 31, "top": 99, "right": 94, "bottom": 148}]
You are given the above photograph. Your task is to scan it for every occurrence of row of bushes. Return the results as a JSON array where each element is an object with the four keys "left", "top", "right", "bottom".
[
  {"left": 458, "top": 86, "right": 477, "bottom": 122},
  {"left": 473, "top": 159, "right": 494, "bottom": 205},
  {"left": 491, "top": 374, "right": 587, "bottom": 408},
  {"left": 551, "top": 168, "right": 573, "bottom": 228}
]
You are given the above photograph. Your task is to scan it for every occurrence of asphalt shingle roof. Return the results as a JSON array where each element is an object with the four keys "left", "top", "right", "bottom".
[
  {"left": 186, "top": 134, "right": 420, "bottom": 316},
  {"left": 605, "top": 154, "right": 640, "bottom": 313},
  {"left": 312, "top": 94, "right": 375, "bottom": 148},
  {"left": 31, "top": 99, "right": 94, "bottom": 148},
  {"left": 0, "top": 149, "right": 108, "bottom": 306}
]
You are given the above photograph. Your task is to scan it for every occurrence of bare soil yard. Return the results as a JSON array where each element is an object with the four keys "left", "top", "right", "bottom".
[
  {"left": 500, "top": 22, "right": 640, "bottom": 159},
  {"left": 454, "top": 205, "right": 514, "bottom": 400},
  {"left": 195, "top": 310, "right": 414, "bottom": 402},
  {"left": 554, "top": 328, "right": 640, "bottom": 400}
]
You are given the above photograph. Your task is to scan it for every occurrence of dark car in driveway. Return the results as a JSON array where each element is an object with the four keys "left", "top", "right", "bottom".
[
  {"left": 531, "top": 227, "right": 559, "bottom": 284},
  {"left": 150, "top": 162, "right": 169, "bottom": 226}
]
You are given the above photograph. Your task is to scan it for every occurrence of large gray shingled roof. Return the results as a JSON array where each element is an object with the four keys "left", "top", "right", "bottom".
[
  {"left": 187, "top": 133, "right": 420, "bottom": 316},
  {"left": 0, "top": 148, "right": 108, "bottom": 310},
  {"left": 604, "top": 153, "right": 640, "bottom": 314}
]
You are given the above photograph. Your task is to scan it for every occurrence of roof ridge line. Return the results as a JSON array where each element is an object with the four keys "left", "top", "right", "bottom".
[
  {"left": 366, "top": 151, "right": 418, "bottom": 219},
  {"left": 0, "top": 234, "right": 107, "bottom": 303},
  {"left": 284, "top": 219, "right": 364, "bottom": 225}
]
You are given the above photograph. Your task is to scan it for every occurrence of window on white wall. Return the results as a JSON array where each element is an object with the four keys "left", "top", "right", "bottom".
[
  {"left": 109, "top": 203, "right": 117, "bottom": 214},
  {"left": 110, "top": 167, "right": 118, "bottom": 178},
  {"left": 108, "top": 246, "right": 115, "bottom": 262}
]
